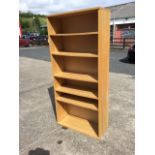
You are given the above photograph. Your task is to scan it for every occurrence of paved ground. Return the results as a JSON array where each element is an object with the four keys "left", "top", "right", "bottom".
[{"left": 19, "top": 46, "right": 135, "bottom": 155}]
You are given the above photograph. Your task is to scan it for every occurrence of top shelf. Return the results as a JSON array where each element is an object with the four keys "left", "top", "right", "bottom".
[
  {"left": 50, "top": 32, "right": 98, "bottom": 37},
  {"left": 47, "top": 7, "right": 101, "bottom": 17}
]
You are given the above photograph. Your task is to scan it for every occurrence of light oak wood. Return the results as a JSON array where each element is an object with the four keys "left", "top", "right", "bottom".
[
  {"left": 52, "top": 51, "right": 98, "bottom": 58},
  {"left": 47, "top": 7, "right": 110, "bottom": 138},
  {"left": 51, "top": 32, "right": 98, "bottom": 36},
  {"left": 58, "top": 114, "right": 98, "bottom": 138},
  {"left": 47, "top": 7, "right": 101, "bottom": 17},
  {"left": 56, "top": 84, "right": 98, "bottom": 100},
  {"left": 50, "top": 35, "right": 98, "bottom": 53},
  {"left": 53, "top": 56, "right": 97, "bottom": 74},
  {"left": 98, "top": 9, "right": 110, "bottom": 137},
  {"left": 47, "top": 10, "right": 98, "bottom": 34},
  {"left": 65, "top": 104, "right": 98, "bottom": 123},
  {"left": 54, "top": 71, "right": 98, "bottom": 83},
  {"left": 57, "top": 93, "right": 98, "bottom": 111}
]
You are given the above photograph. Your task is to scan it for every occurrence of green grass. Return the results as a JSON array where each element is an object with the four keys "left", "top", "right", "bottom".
[{"left": 39, "top": 17, "right": 46, "bottom": 25}]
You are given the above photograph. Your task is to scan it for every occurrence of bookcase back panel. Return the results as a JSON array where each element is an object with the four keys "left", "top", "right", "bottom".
[
  {"left": 51, "top": 35, "right": 98, "bottom": 53},
  {"left": 48, "top": 11, "right": 98, "bottom": 34},
  {"left": 65, "top": 57, "right": 97, "bottom": 74},
  {"left": 66, "top": 80, "right": 98, "bottom": 90},
  {"left": 58, "top": 102, "right": 98, "bottom": 123},
  {"left": 55, "top": 78, "right": 98, "bottom": 90},
  {"left": 54, "top": 56, "right": 97, "bottom": 74}
]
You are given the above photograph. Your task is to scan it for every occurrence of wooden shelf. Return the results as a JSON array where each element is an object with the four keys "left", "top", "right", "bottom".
[
  {"left": 51, "top": 32, "right": 98, "bottom": 37},
  {"left": 54, "top": 72, "right": 98, "bottom": 83},
  {"left": 57, "top": 94, "right": 98, "bottom": 111},
  {"left": 56, "top": 84, "right": 98, "bottom": 100},
  {"left": 58, "top": 114, "right": 98, "bottom": 138},
  {"left": 52, "top": 51, "right": 98, "bottom": 58}
]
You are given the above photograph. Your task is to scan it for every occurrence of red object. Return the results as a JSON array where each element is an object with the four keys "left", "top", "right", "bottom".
[
  {"left": 19, "top": 21, "right": 22, "bottom": 38},
  {"left": 19, "top": 21, "right": 30, "bottom": 47},
  {"left": 19, "top": 37, "right": 30, "bottom": 47}
]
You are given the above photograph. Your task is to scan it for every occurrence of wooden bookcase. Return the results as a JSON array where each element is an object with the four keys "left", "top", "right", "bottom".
[{"left": 47, "top": 7, "right": 110, "bottom": 138}]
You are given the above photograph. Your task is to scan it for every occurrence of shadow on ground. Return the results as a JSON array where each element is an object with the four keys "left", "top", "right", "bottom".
[
  {"left": 119, "top": 57, "right": 135, "bottom": 64},
  {"left": 48, "top": 86, "right": 56, "bottom": 119},
  {"left": 29, "top": 148, "right": 49, "bottom": 155}
]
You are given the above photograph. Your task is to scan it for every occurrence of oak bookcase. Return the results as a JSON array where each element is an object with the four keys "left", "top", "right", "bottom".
[{"left": 47, "top": 7, "right": 110, "bottom": 138}]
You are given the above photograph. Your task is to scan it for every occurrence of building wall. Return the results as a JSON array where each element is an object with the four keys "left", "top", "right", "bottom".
[
  {"left": 110, "top": 23, "right": 135, "bottom": 47},
  {"left": 114, "top": 23, "right": 135, "bottom": 38}
]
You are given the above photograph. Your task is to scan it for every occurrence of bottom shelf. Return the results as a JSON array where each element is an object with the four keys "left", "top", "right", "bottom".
[{"left": 58, "top": 114, "right": 98, "bottom": 138}]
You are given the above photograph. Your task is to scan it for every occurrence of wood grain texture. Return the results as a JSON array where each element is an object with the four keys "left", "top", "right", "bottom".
[
  {"left": 52, "top": 51, "right": 98, "bottom": 57},
  {"left": 55, "top": 84, "right": 98, "bottom": 100},
  {"left": 50, "top": 35, "right": 98, "bottom": 53},
  {"left": 58, "top": 114, "right": 98, "bottom": 138},
  {"left": 47, "top": 7, "right": 101, "bottom": 17},
  {"left": 57, "top": 93, "right": 98, "bottom": 111},
  {"left": 54, "top": 71, "right": 98, "bottom": 83},
  {"left": 52, "top": 56, "right": 98, "bottom": 75},
  {"left": 51, "top": 32, "right": 98, "bottom": 36},
  {"left": 98, "top": 9, "right": 110, "bottom": 137}
]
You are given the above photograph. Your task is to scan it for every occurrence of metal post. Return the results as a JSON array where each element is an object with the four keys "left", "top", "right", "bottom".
[
  {"left": 123, "top": 38, "right": 126, "bottom": 49},
  {"left": 113, "top": 24, "right": 116, "bottom": 45}
]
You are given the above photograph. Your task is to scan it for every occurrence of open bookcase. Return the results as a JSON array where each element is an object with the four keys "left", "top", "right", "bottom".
[{"left": 47, "top": 7, "right": 110, "bottom": 138}]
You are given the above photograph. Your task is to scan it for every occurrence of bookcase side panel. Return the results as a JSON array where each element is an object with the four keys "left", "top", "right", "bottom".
[
  {"left": 47, "top": 18, "right": 63, "bottom": 122},
  {"left": 47, "top": 18, "right": 53, "bottom": 35},
  {"left": 98, "top": 9, "right": 110, "bottom": 137}
]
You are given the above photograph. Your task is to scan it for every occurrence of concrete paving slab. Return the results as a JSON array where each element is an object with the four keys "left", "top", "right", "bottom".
[
  {"left": 19, "top": 57, "right": 53, "bottom": 93},
  {"left": 19, "top": 53, "right": 134, "bottom": 155}
]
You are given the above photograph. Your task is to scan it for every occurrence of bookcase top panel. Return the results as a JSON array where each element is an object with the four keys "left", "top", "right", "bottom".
[{"left": 47, "top": 7, "right": 104, "bottom": 18}]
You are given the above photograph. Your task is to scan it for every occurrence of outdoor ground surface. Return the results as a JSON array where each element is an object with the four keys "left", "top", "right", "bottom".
[{"left": 19, "top": 46, "right": 135, "bottom": 155}]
